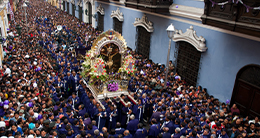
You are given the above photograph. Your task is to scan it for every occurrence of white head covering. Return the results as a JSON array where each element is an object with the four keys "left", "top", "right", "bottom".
[
  {"left": 0, "top": 121, "right": 5, "bottom": 127},
  {"left": 28, "top": 135, "right": 34, "bottom": 138}
]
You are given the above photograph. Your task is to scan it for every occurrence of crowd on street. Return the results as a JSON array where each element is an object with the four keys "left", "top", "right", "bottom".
[{"left": 0, "top": 0, "right": 259, "bottom": 138}]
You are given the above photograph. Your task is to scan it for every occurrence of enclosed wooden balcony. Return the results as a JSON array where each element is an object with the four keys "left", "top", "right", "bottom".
[
  {"left": 125, "top": 0, "right": 173, "bottom": 13},
  {"left": 201, "top": 0, "right": 260, "bottom": 37}
]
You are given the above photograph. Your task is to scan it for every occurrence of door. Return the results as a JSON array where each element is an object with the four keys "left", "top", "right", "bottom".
[
  {"left": 135, "top": 26, "right": 151, "bottom": 58},
  {"left": 231, "top": 65, "right": 260, "bottom": 118},
  {"left": 88, "top": 2, "right": 92, "bottom": 24},
  {"left": 175, "top": 41, "right": 201, "bottom": 87}
]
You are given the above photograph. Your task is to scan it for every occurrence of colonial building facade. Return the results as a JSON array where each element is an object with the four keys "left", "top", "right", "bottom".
[{"left": 57, "top": 0, "right": 260, "bottom": 117}]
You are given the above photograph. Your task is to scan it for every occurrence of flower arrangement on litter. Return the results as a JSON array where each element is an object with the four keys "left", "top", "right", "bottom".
[
  {"left": 81, "top": 51, "right": 93, "bottom": 77},
  {"left": 88, "top": 56, "right": 108, "bottom": 82},
  {"left": 107, "top": 80, "right": 118, "bottom": 92},
  {"left": 119, "top": 54, "right": 136, "bottom": 76}
]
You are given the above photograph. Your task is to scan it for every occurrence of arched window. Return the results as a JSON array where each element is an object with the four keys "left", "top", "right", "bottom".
[
  {"left": 96, "top": 4, "right": 104, "bottom": 31},
  {"left": 111, "top": 8, "right": 123, "bottom": 34},
  {"left": 133, "top": 14, "right": 153, "bottom": 59}
]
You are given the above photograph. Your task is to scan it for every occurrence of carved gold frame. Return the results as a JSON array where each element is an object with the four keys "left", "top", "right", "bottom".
[{"left": 90, "top": 30, "right": 128, "bottom": 64}]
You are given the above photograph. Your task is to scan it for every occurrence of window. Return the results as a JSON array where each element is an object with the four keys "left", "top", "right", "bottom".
[
  {"left": 63, "top": 1, "right": 65, "bottom": 11},
  {"left": 135, "top": 26, "right": 151, "bottom": 58},
  {"left": 88, "top": 2, "right": 92, "bottom": 24},
  {"left": 175, "top": 41, "right": 201, "bottom": 86},
  {"left": 67, "top": 2, "right": 69, "bottom": 13},
  {"left": 79, "top": 6, "right": 82, "bottom": 21},
  {"left": 113, "top": 17, "right": 122, "bottom": 34},
  {"left": 72, "top": 4, "right": 75, "bottom": 16},
  {"left": 97, "top": 12, "right": 104, "bottom": 32}
]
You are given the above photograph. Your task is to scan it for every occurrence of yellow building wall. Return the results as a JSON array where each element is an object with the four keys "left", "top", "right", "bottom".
[{"left": 0, "top": 7, "right": 7, "bottom": 59}]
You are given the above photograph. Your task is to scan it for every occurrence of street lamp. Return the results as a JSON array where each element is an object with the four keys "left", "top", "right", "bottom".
[
  {"left": 15, "top": 25, "right": 22, "bottom": 36},
  {"left": 164, "top": 23, "right": 175, "bottom": 88},
  {"left": 22, "top": 2, "right": 28, "bottom": 32}
]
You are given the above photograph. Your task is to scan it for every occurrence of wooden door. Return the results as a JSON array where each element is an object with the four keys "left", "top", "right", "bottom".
[
  {"left": 249, "top": 89, "right": 260, "bottom": 117},
  {"left": 231, "top": 65, "right": 260, "bottom": 118}
]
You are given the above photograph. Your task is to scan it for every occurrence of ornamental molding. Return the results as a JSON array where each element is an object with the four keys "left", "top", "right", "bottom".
[
  {"left": 84, "top": 0, "right": 92, "bottom": 4},
  {"left": 111, "top": 8, "right": 123, "bottom": 22},
  {"left": 173, "top": 26, "right": 207, "bottom": 52},
  {"left": 95, "top": 37, "right": 126, "bottom": 55},
  {"left": 133, "top": 14, "right": 154, "bottom": 33},
  {"left": 77, "top": 0, "right": 82, "bottom": 7},
  {"left": 96, "top": 4, "right": 105, "bottom": 15},
  {"left": 71, "top": 0, "right": 75, "bottom": 4},
  {"left": 91, "top": 30, "right": 128, "bottom": 64}
]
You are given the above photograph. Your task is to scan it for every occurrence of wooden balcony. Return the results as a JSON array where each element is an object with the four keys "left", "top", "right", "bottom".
[
  {"left": 201, "top": 0, "right": 260, "bottom": 37},
  {"left": 125, "top": 0, "right": 173, "bottom": 13}
]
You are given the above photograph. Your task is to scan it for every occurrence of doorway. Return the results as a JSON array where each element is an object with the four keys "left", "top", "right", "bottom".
[{"left": 231, "top": 65, "right": 260, "bottom": 117}]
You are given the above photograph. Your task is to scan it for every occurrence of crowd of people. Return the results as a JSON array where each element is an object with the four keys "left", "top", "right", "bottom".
[{"left": 0, "top": 0, "right": 259, "bottom": 138}]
